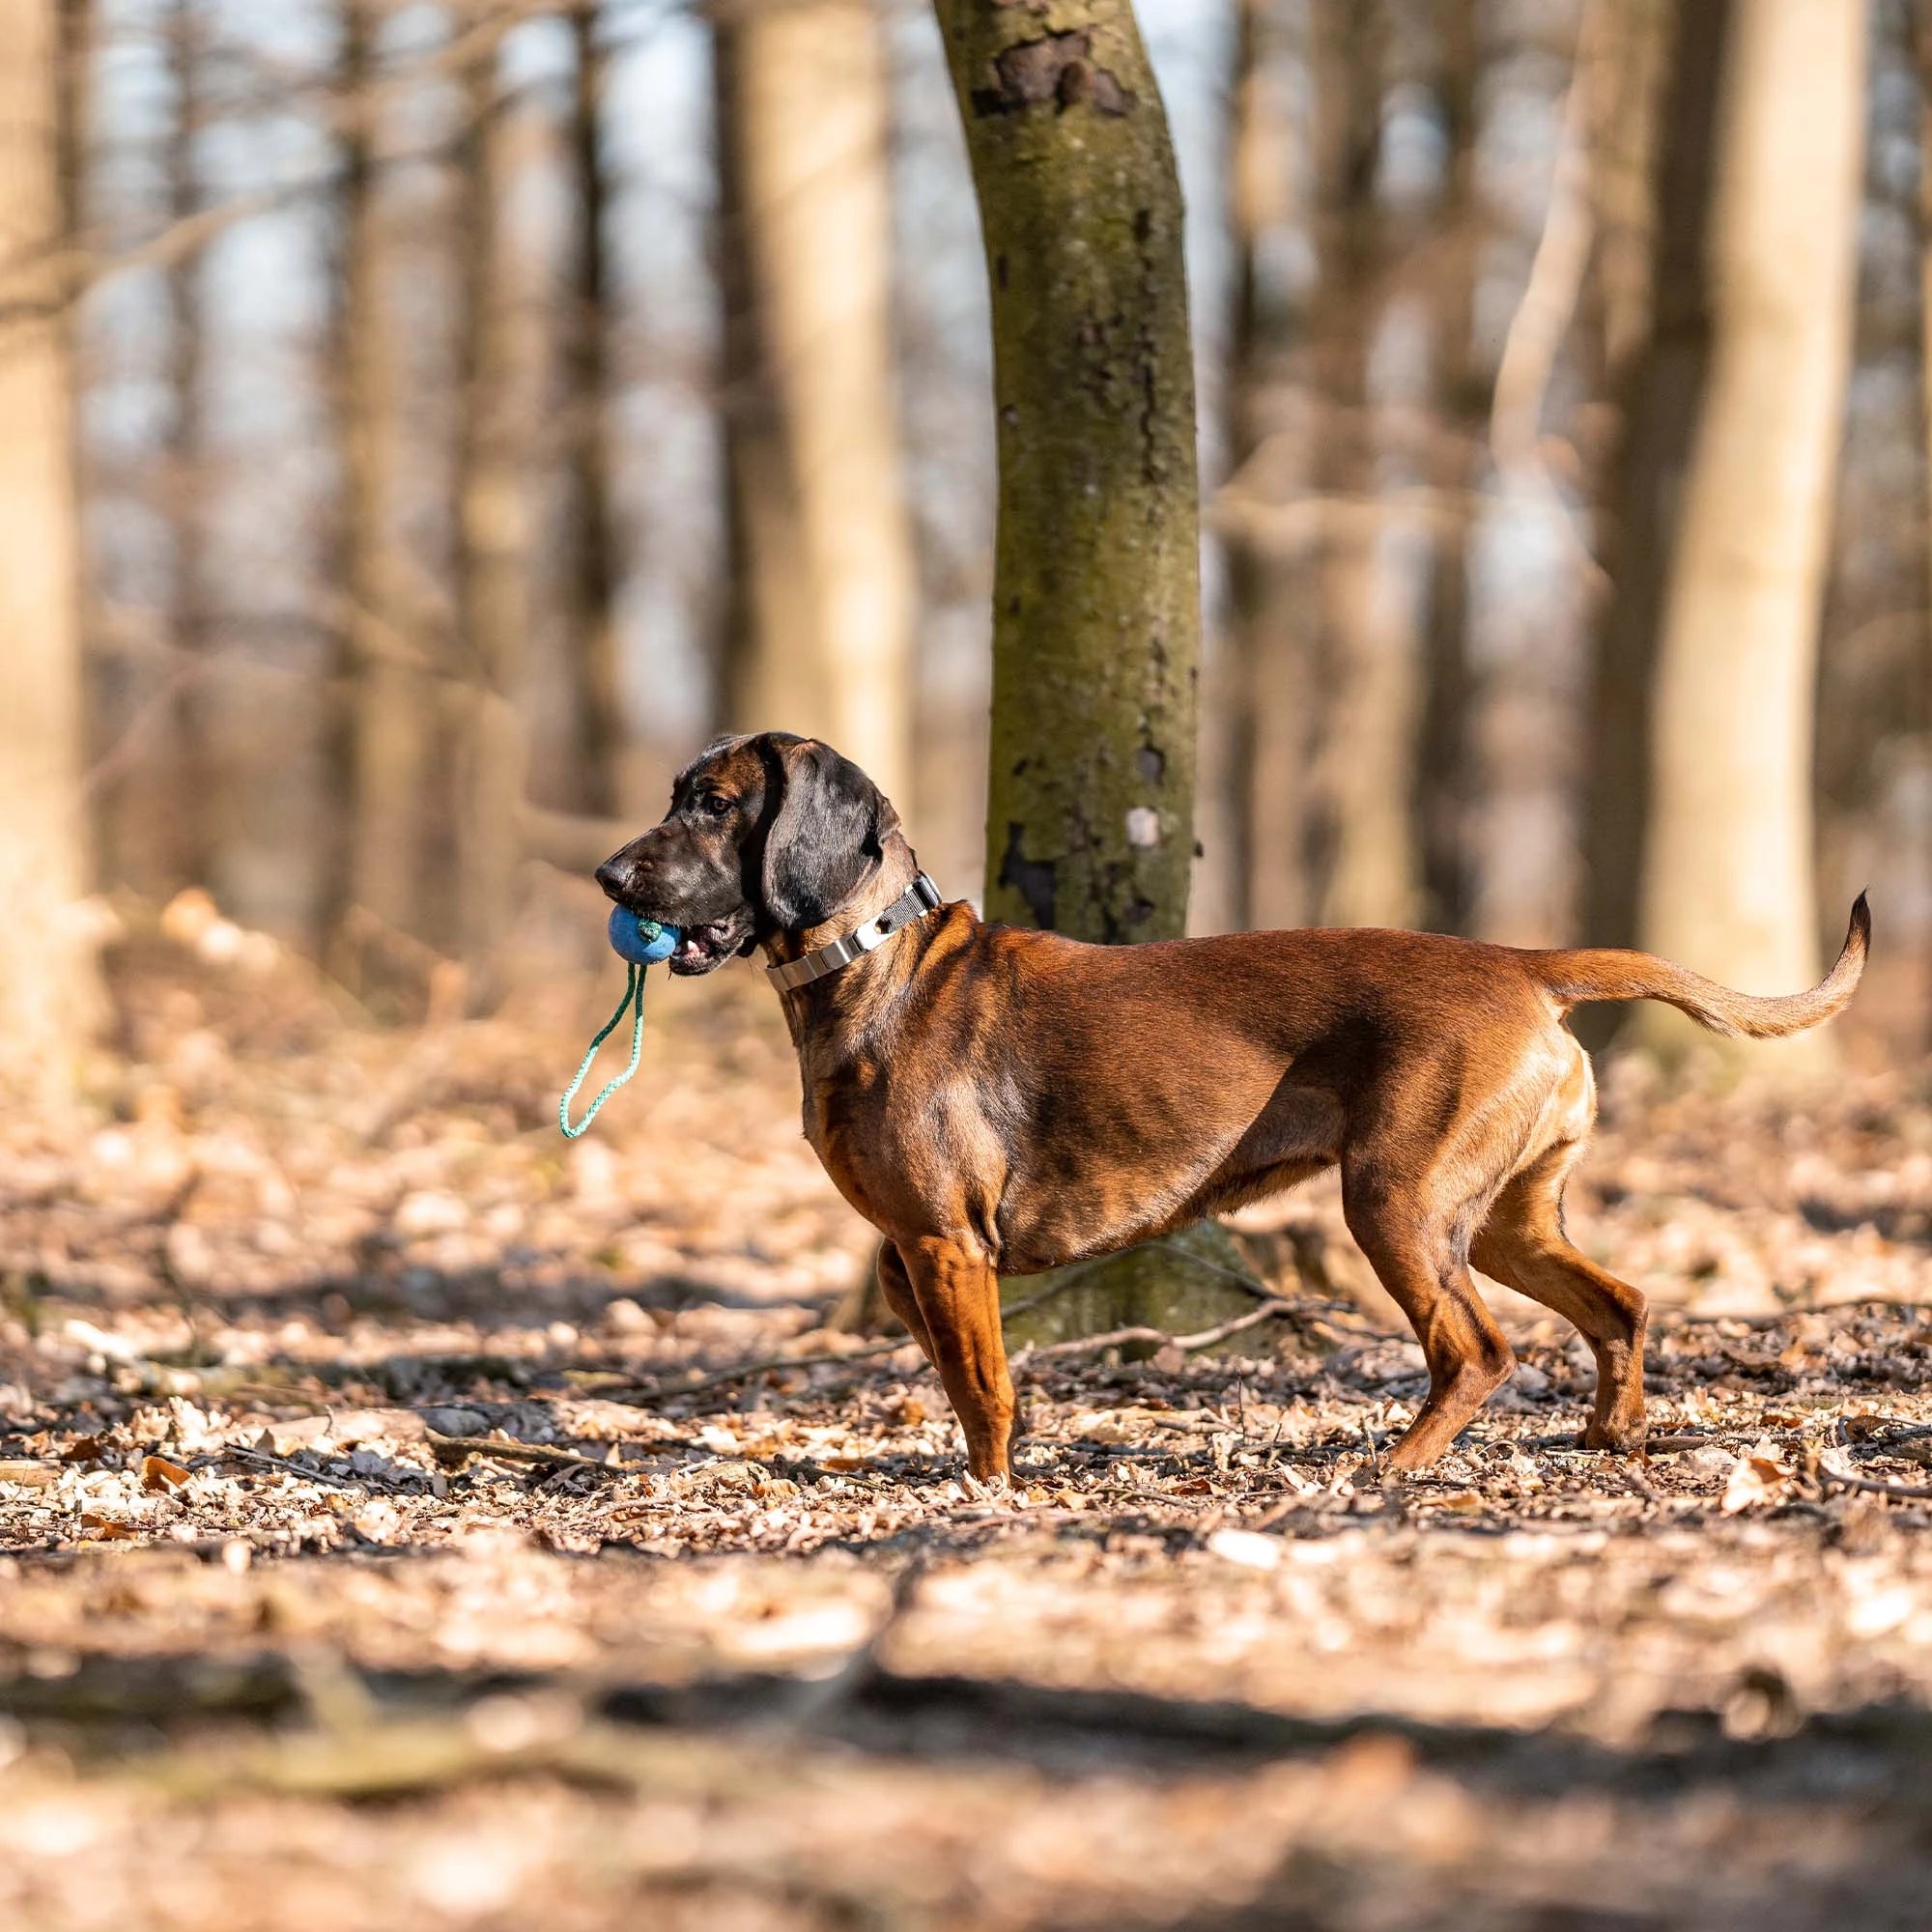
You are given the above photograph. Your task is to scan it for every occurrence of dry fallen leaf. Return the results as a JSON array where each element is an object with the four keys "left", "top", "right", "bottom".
[
  {"left": 1720, "top": 1452, "right": 1792, "bottom": 1514},
  {"left": 79, "top": 1512, "right": 140, "bottom": 1541},
  {"left": 0, "top": 1460, "right": 57, "bottom": 1489},
  {"left": 140, "top": 1454, "right": 192, "bottom": 1492}
]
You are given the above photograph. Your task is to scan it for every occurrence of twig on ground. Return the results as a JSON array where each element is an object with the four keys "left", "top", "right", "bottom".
[
  {"left": 199, "top": 1447, "right": 362, "bottom": 1492},
  {"left": 1816, "top": 1452, "right": 1932, "bottom": 1503},
  {"left": 1019, "top": 1298, "right": 1298, "bottom": 1364},
  {"left": 619, "top": 1335, "right": 916, "bottom": 1406},
  {"left": 425, "top": 1431, "right": 621, "bottom": 1476}
]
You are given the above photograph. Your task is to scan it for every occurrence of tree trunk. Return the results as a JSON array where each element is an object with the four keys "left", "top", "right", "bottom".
[
  {"left": 1634, "top": 0, "right": 1863, "bottom": 1069},
  {"left": 712, "top": 0, "right": 914, "bottom": 810},
  {"left": 164, "top": 0, "right": 213, "bottom": 894},
  {"left": 1304, "top": 0, "right": 1416, "bottom": 931},
  {"left": 0, "top": 0, "right": 101, "bottom": 1100},
  {"left": 934, "top": 0, "right": 1198, "bottom": 943},
  {"left": 1414, "top": 0, "right": 1481, "bottom": 936},
  {"left": 559, "top": 0, "right": 622, "bottom": 821},
  {"left": 1582, "top": 3, "right": 1727, "bottom": 965},
  {"left": 333, "top": 0, "right": 432, "bottom": 955},
  {"left": 1223, "top": 0, "right": 1317, "bottom": 933},
  {"left": 451, "top": 14, "right": 529, "bottom": 984},
  {"left": 935, "top": 0, "right": 1262, "bottom": 1343}
]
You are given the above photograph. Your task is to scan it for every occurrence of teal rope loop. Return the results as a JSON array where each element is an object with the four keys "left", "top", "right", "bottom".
[{"left": 559, "top": 963, "right": 646, "bottom": 1139}]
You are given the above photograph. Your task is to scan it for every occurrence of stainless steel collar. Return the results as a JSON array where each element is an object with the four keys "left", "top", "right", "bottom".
[{"left": 765, "top": 873, "right": 944, "bottom": 992}]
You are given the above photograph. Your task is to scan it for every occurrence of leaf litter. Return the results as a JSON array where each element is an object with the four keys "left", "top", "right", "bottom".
[{"left": 1, "top": 946, "right": 1931, "bottom": 1928}]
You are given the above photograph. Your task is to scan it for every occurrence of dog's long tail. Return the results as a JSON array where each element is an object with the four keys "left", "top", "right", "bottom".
[{"left": 1526, "top": 893, "right": 1869, "bottom": 1040}]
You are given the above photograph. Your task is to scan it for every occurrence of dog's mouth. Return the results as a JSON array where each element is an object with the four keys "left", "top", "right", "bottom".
[{"left": 665, "top": 917, "right": 746, "bottom": 977}]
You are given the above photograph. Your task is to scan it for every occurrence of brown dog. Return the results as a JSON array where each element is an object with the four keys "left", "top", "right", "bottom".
[{"left": 598, "top": 732, "right": 1869, "bottom": 1485}]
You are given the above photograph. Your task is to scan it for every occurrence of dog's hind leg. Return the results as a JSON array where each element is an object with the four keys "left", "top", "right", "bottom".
[
  {"left": 875, "top": 1241, "right": 939, "bottom": 1368},
  {"left": 1471, "top": 1142, "right": 1649, "bottom": 1451},
  {"left": 1341, "top": 1154, "right": 1517, "bottom": 1472}
]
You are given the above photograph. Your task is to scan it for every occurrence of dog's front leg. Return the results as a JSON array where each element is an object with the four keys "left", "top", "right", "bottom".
[{"left": 902, "top": 1235, "right": 1014, "bottom": 1486}]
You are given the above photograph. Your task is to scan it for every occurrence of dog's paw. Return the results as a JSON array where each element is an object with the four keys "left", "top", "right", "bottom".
[{"left": 1577, "top": 1420, "right": 1646, "bottom": 1453}]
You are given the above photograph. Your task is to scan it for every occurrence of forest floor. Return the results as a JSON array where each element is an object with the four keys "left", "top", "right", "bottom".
[{"left": 4, "top": 923, "right": 1932, "bottom": 1930}]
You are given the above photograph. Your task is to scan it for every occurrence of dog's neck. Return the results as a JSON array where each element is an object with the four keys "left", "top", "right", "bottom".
[
  {"left": 761, "top": 833, "right": 922, "bottom": 971},
  {"left": 760, "top": 833, "right": 939, "bottom": 1040}
]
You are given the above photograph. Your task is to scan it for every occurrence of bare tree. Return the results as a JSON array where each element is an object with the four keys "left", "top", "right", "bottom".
[
  {"left": 332, "top": 0, "right": 432, "bottom": 955},
  {"left": 165, "top": 0, "right": 213, "bottom": 891},
  {"left": 1223, "top": 0, "right": 1317, "bottom": 931},
  {"left": 932, "top": 0, "right": 1261, "bottom": 1338},
  {"left": 1414, "top": 0, "right": 1481, "bottom": 935},
  {"left": 1304, "top": 0, "right": 1418, "bottom": 930},
  {"left": 0, "top": 0, "right": 101, "bottom": 1099},
  {"left": 559, "top": 0, "right": 622, "bottom": 820},
  {"left": 712, "top": 0, "right": 914, "bottom": 809},
  {"left": 933, "top": 0, "right": 1198, "bottom": 944},
  {"left": 1635, "top": 0, "right": 1865, "bottom": 1067},
  {"left": 450, "top": 12, "right": 530, "bottom": 980},
  {"left": 1583, "top": 3, "right": 1724, "bottom": 964}
]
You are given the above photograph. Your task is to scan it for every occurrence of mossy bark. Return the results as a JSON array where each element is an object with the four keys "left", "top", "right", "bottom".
[
  {"left": 934, "top": 0, "right": 1199, "bottom": 944},
  {"left": 934, "top": 1, "right": 1260, "bottom": 1337}
]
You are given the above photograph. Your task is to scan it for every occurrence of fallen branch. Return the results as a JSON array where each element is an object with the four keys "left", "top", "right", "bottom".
[
  {"left": 620, "top": 1335, "right": 917, "bottom": 1407},
  {"left": 1816, "top": 1453, "right": 1932, "bottom": 1503},
  {"left": 425, "top": 1431, "right": 620, "bottom": 1477},
  {"left": 200, "top": 1447, "right": 362, "bottom": 1492},
  {"left": 1020, "top": 1298, "right": 1298, "bottom": 1364}
]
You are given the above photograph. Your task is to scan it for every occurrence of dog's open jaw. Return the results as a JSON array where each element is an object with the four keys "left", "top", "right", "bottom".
[
  {"left": 665, "top": 919, "right": 745, "bottom": 976},
  {"left": 598, "top": 885, "right": 752, "bottom": 977}
]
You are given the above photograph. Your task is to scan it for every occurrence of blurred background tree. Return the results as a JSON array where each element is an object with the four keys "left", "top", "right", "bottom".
[
  {"left": 5, "top": 0, "right": 1928, "bottom": 1155},
  {"left": 0, "top": 0, "right": 100, "bottom": 1106}
]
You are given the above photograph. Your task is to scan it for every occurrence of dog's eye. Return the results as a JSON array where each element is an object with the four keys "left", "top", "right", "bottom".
[{"left": 697, "top": 792, "right": 733, "bottom": 819}]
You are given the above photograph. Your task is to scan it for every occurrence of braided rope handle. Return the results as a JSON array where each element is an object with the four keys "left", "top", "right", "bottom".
[{"left": 559, "top": 964, "right": 646, "bottom": 1139}]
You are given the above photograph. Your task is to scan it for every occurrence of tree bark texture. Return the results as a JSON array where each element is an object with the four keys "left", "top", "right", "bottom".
[
  {"left": 713, "top": 0, "right": 914, "bottom": 811},
  {"left": 934, "top": 0, "right": 1199, "bottom": 943},
  {"left": 555, "top": 0, "right": 623, "bottom": 820},
  {"left": 1223, "top": 0, "right": 1317, "bottom": 933},
  {"left": 1635, "top": 0, "right": 1864, "bottom": 1068},
  {"left": 1582, "top": 2, "right": 1725, "bottom": 964},
  {"left": 0, "top": 0, "right": 101, "bottom": 1098},
  {"left": 1414, "top": 0, "right": 1481, "bottom": 937},
  {"left": 937, "top": 0, "right": 1261, "bottom": 1337},
  {"left": 451, "top": 15, "right": 530, "bottom": 980},
  {"left": 334, "top": 0, "right": 432, "bottom": 951},
  {"left": 1304, "top": 0, "right": 1417, "bottom": 932},
  {"left": 165, "top": 0, "right": 212, "bottom": 892}
]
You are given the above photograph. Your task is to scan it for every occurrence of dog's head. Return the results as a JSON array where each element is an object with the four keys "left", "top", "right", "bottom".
[{"left": 594, "top": 733, "right": 900, "bottom": 976}]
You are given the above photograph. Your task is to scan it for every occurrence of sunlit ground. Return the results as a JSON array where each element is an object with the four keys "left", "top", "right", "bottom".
[{"left": 3, "top": 929, "right": 1931, "bottom": 1929}]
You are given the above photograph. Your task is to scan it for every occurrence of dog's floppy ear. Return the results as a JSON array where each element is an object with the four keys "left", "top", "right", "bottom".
[{"left": 758, "top": 738, "right": 897, "bottom": 931}]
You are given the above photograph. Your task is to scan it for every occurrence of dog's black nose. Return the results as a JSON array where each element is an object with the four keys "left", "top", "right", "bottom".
[{"left": 595, "top": 859, "right": 628, "bottom": 901}]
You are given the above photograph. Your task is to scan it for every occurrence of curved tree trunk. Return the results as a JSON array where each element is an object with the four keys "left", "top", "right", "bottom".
[
  {"left": 0, "top": 0, "right": 100, "bottom": 1101},
  {"left": 934, "top": 0, "right": 1260, "bottom": 1343},
  {"left": 934, "top": 0, "right": 1198, "bottom": 944},
  {"left": 713, "top": 0, "right": 914, "bottom": 810},
  {"left": 1635, "top": 0, "right": 1864, "bottom": 1069}
]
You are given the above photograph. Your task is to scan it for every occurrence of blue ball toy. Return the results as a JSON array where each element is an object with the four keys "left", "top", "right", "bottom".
[{"left": 607, "top": 906, "right": 679, "bottom": 967}]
